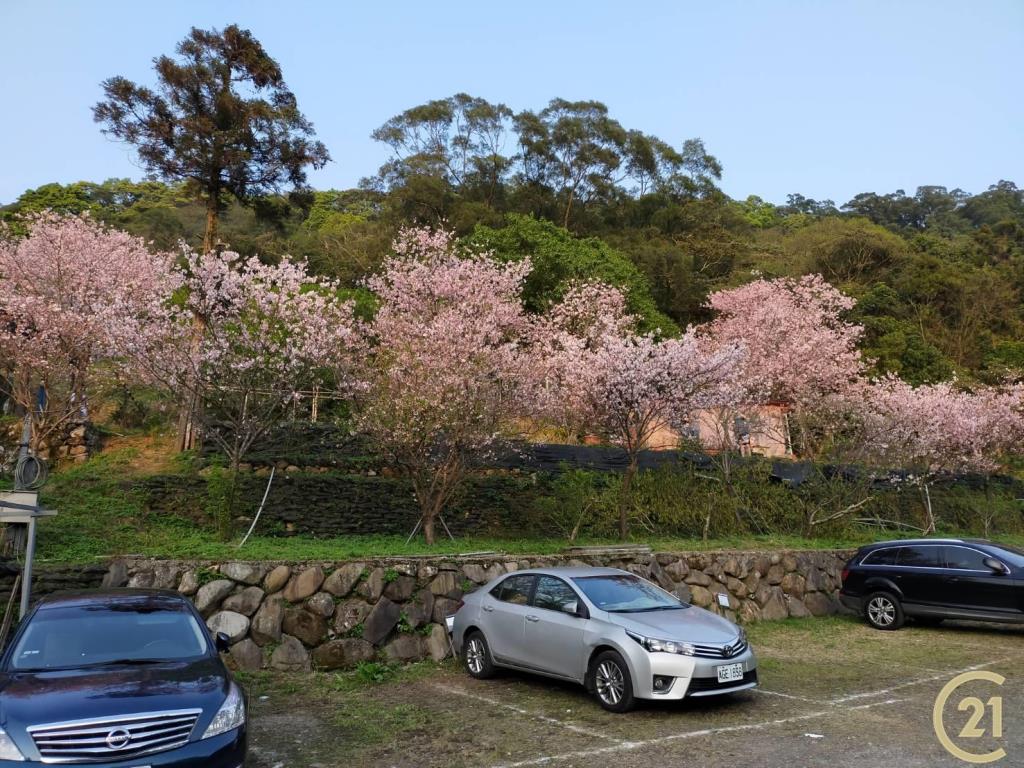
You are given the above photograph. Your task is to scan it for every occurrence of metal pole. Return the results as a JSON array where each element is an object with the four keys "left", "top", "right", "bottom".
[{"left": 19, "top": 516, "right": 35, "bottom": 620}]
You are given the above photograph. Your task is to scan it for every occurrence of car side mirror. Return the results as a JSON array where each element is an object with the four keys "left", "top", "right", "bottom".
[
  {"left": 214, "top": 632, "right": 231, "bottom": 653},
  {"left": 562, "top": 600, "right": 579, "bottom": 616},
  {"left": 983, "top": 557, "right": 1009, "bottom": 575}
]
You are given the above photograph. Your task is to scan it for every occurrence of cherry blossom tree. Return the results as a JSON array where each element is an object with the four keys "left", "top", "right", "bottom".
[
  {"left": 702, "top": 274, "right": 867, "bottom": 459},
  {"left": 126, "top": 248, "right": 362, "bottom": 536},
  {"left": 355, "top": 227, "right": 535, "bottom": 544},
  {"left": 864, "top": 378, "right": 1024, "bottom": 532},
  {"left": 0, "top": 213, "right": 175, "bottom": 450},
  {"left": 535, "top": 282, "right": 744, "bottom": 539}
]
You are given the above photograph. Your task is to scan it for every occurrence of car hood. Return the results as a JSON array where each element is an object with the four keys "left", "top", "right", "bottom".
[
  {"left": 605, "top": 605, "right": 741, "bottom": 644},
  {"left": 0, "top": 657, "right": 228, "bottom": 739}
]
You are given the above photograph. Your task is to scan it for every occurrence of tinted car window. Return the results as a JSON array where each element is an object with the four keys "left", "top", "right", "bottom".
[
  {"left": 496, "top": 575, "right": 535, "bottom": 605},
  {"left": 862, "top": 548, "right": 898, "bottom": 565},
  {"left": 10, "top": 604, "right": 208, "bottom": 671},
  {"left": 944, "top": 546, "right": 990, "bottom": 570},
  {"left": 533, "top": 576, "right": 578, "bottom": 612},
  {"left": 898, "top": 546, "right": 942, "bottom": 567}
]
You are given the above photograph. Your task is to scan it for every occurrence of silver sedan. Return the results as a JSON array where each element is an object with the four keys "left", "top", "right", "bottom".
[{"left": 450, "top": 566, "right": 757, "bottom": 712}]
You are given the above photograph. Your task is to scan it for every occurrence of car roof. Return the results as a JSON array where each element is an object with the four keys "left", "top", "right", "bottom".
[
  {"left": 36, "top": 588, "right": 192, "bottom": 611},
  {"left": 505, "top": 566, "right": 628, "bottom": 578},
  {"left": 861, "top": 538, "right": 997, "bottom": 550}
]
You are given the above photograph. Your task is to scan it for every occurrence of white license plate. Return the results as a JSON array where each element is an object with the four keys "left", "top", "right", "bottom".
[{"left": 716, "top": 663, "right": 744, "bottom": 683}]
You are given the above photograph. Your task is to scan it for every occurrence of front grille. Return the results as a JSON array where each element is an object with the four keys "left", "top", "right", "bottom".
[
  {"left": 28, "top": 709, "right": 201, "bottom": 764},
  {"left": 687, "top": 669, "right": 758, "bottom": 695},
  {"left": 691, "top": 637, "right": 748, "bottom": 659}
]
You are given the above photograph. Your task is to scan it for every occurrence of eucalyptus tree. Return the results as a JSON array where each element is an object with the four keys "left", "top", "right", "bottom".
[{"left": 370, "top": 93, "right": 514, "bottom": 207}]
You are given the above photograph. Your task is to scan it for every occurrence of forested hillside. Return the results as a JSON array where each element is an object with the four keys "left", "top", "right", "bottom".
[{"left": 4, "top": 94, "right": 1022, "bottom": 386}]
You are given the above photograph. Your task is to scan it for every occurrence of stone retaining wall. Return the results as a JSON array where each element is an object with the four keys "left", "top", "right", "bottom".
[{"left": 97, "top": 549, "right": 853, "bottom": 674}]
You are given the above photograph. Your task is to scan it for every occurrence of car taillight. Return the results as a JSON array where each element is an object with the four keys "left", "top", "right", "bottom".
[{"left": 841, "top": 568, "right": 850, "bottom": 583}]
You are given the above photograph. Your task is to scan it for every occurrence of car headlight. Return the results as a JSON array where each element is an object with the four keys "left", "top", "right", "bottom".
[
  {"left": 627, "top": 631, "right": 697, "bottom": 656},
  {"left": 202, "top": 682, "right": 246, "bottom": 739},
  {"left": 0, "top": 726, "right": 25, "bottom": 761},
  {"left": 737, "top": 627, "right": 747, "bottom": 646}
]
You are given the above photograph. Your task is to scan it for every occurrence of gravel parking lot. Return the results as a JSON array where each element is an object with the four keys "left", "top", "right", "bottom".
[{"left": 244, "top": 616, "right": 1024, "bottom": 767}]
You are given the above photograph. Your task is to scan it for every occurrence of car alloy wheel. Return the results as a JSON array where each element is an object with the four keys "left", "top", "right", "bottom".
[
  {"left": 867, "top": 596, "right": 895, "bottom": 626},
  {"left": 595, "top": 660, "right": 625, "bottom": 705},
  {"left": 466, "top": 637, "right": 486, "bottom": 675},
  {"left": 864, "top": 591, "right": 904, "bottom": 630},
  {"left": 462, "top": 631, "right": 496, "bottom": 679}
]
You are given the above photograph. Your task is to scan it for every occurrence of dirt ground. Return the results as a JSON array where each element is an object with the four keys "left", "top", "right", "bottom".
[{"left": 242, "top": 616, "right": 1024, "bottom": 768}]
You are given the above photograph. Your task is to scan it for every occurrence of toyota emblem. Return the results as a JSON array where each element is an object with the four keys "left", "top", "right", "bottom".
[{"left": 105, "top": 728, "right": 131, "bottom": 751}]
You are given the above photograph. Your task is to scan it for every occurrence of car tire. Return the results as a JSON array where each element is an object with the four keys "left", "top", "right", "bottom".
[
  {"left": 463, "top": 631, "right": 496, "bottom": 679},
  {"left": 588, "top": 650, "right": 635, "bottom": 713},
  {"left": 864, "top": 591, "right": 904, "bottom": 630}
]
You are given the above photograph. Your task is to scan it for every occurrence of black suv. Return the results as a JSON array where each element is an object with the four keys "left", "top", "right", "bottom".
[{"left": 840, "top": 538, "right": 1024, "bottom": 630}]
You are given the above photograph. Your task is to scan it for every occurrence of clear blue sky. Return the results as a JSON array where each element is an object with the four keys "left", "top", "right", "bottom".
[{"left": 1, "top": 0, "right": 1021, "bottom": 206}]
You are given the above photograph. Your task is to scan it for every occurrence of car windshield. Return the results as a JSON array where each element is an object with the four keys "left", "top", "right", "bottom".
[
  {"left": 9, "top": 602, "right": 209, "bottom": 671},
  {"left": 573, "top": 574, "right": 685, "bottom": 612}
]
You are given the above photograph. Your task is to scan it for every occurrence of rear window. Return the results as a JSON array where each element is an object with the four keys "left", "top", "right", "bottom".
[
  {"left": 862, "top": 548, "right": 898, "bottom": 566},
  {"left": 10, "top": 603, "right": 209, "bottom": 671}
]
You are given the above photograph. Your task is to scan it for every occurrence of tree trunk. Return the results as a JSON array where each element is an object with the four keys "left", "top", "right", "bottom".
[
  {"left": 423, "top": 513, "right": 437, "bottom": 546},
  {"left": 203, "top": 197, "right": 219, "bottom": 254},
  {"left": 562, "top": 186, "right": 576, "bottom": 229},
  {"left": 177, "top": 197, "right": 220, "bottom": 451},
  {"left": 220, "top": 454, "right": 241, "bottom": 542},
  {"left": 921, "top": 481, "right": 936, "bottom": 534},
  {"left": 618, "top": 456, "right": 638, "bottom": 541}
]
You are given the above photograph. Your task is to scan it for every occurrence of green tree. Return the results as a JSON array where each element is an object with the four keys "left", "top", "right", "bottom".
[
  {"left": 93, "top": 24, "right": 329, "bottom": 253},
  {"left": 370, "top": 93, "right": 514, "bottom": 207},
  {"left": 784, "top": 217, "right": 907, "bottom": 283},
  {"left": 471, "top": 214, "right": 677, "bottom": 334},
  {"left": 515, "top": 99, "right": 628, "bottom": 228}
]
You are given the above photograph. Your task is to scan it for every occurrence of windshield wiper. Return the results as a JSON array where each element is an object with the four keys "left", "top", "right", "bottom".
[
  {"left": 608, "top": 605, "right": 682, "bottom": 613},
  {"left": 14, "top": 658, "right": 170, "bottom": 673},
  {"left": 84, "top": 658, "right": 169, "bottom": 668},
  {"left": 633, "top": 605, "right": 684, "bottom": 612}
]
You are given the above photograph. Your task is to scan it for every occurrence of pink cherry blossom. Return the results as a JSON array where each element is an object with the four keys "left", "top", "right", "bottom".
[
  {"left": 0, "top": 213, "right": 176, "bottom": 447},
  {"left": 126, "top": 246, "right": 362, "bottom": 472},
  {"left": 355, "top": 226, "right": 535, "bottom": 544}
]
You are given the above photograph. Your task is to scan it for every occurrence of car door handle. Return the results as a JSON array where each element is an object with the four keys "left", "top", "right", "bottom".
[
  {"left": 946, "top": 576, "right": 960, "bottom": 583},
  {"left": 526, "top": 615, "right": 540, "bottom": 622},
  {"left": 482, "top": 605, "right": 494, "bottom": 612}
]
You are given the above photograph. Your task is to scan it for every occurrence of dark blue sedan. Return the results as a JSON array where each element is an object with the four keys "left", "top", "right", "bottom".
[{"left": 0, "top": 590, "right": 247, "bottom": 766}]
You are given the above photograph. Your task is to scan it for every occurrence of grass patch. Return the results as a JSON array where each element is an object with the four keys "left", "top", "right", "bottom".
[{"left": 29, "top": 448, "right": 1024, "bottom": 564}]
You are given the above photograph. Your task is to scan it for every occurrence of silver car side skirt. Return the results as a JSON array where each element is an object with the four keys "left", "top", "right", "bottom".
[{"left": 491, "top": 655, "right": 585, "bottom": 685}]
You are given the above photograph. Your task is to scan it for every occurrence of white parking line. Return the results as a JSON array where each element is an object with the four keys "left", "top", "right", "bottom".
[
  {"left": 753, "top": 688, "right": 827, "bottom": 703},
  {"left": 433, "top": 684, "right": 625, "bottom": 743},
  {"left": 460, "top": 653, "right": 1017, "bottom": 767},
  {"left": 829, "top": 657, "right": 1013, "bottom": 704},
  {"left": 487, "top": 696, "right": 910, "bottom": 768}
]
